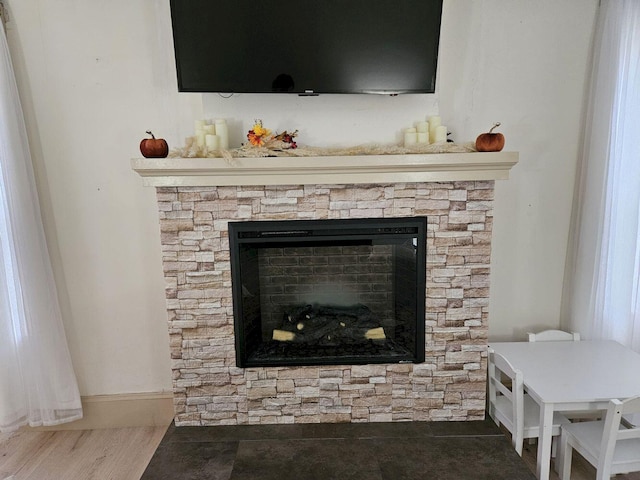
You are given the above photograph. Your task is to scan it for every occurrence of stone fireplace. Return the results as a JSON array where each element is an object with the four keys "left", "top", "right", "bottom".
[{"left": 132, "top": 152, "right": 517, "bottom": 426}]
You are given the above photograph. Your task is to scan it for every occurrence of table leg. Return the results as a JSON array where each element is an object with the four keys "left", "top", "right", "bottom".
[{"left": 536, "top": 402, "right": 554, "bottom": 480}]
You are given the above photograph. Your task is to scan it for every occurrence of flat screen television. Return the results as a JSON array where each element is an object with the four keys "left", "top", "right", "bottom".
[{"left": 169, "top": 0, "right": 443, "bottom": 95}]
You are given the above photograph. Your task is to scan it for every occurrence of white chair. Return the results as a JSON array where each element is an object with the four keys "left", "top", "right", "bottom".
[
  {"left": 527, "top": 329, "right": 580, "bottom": 342},
  {"left": 559, "top": 395, "right": 640, "bottom": 480},
  {"left": 487, "top": 347, "right": 570, "bottom": 456}
]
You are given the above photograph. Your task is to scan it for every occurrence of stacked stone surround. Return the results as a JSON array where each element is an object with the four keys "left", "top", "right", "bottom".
[{"left": 156, "top": 181, "right": 493, "bottom": 426}]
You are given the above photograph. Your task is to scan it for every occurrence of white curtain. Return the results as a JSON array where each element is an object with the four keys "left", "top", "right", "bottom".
[
  {"left": 0, "top": 22, "right": 82, "bottom": 431},
  {"left": 563, "top": 0, "right": 640, "bottom": 350}
]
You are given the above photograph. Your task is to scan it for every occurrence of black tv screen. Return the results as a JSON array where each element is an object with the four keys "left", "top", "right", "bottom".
[{"left": 169, "top": 0, "right": 443, "bottom": 94}]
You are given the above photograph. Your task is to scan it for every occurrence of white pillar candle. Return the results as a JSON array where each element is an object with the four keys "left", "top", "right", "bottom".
[
  {"left": 434, "top": 125, "right": 448, "bottom": 143},
  {"left": 206, "top": 134, "right": 220, "bottom": 150},
  {"left": 416, "top": 121, "right": 429, "bottom": 133},
  {"left": 196, "top": 132, "right": 206, "bottom": 147},
  {"left": 203, "top": 124, "right": 216, "bottom": 135},
  {"left": 404, "top": 127, "right": 418, "bottom": 147},
  {"left": 195, "top": 119, "right": 206, "bottom": 132},
  {"left": 417, "top": 132, "right": 429, "bottom": 144},
  {"left": 215, "top": 119, "right": 229, "bottom": 149},
  {"left": 428, "top": 116, "right": 441, "bottom": 143}
]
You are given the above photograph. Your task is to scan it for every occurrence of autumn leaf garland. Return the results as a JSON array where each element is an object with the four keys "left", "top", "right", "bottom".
[{"left": 247, "top": 120, "right": 298, "bottom": 149}]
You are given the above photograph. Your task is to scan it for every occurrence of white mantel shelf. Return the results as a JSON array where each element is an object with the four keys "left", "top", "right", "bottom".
[{"left": 131, "top": 151, "right": 518, "bottom": 187}]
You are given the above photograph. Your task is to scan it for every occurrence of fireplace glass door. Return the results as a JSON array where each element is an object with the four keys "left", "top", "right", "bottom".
[{"left": 229, "top": 217, "right": 426, "bottom": 367}]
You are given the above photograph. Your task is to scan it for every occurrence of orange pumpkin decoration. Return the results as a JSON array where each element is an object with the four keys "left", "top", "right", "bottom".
[
  {"left": 140, "top": 131, "right": 169, "bottom": 158},
  {"left": 476, "top": 123, "right": 505, "bottom": 152}
]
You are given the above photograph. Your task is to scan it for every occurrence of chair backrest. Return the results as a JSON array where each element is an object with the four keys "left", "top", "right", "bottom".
[
  {"left": 527, "top": 329, "right": 580, "bottom": 342},
  {"left": 598, "top": 395, "right": 640, "bottom": 473},
  {"left": 488, "top": 348, "right": 525, "bottom": 450}
]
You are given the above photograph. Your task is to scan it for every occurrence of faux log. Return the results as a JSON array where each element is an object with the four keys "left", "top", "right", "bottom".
[{"left": 273, "top": 304, "right": 386, "bottom": 344}]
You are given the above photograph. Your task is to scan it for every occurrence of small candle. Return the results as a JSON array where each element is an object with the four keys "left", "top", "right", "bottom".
[
  {"left": 434, "top": 125, "right": 447, "bottom": 143},
  {"left": 417, "top": 132, "right": 429, "bottom": 144},
  {"left": 429, "top": 116, "right": 441, "bottom": 143},
  {"left": 203, "top": 124, "right": 216, "bottom": 135},
  {"left": 206, "top": 134, "right": 220, "bottom": 150},
  {"left": 404, "top": 128, "right": 418, "bottom": 147},
  {"left": 194, "top": 119, "right": 206, "bottom": 132},
  {"left": 416, "top": 121, "right": 429, "bottom": 133},
  {"left": 196, "top": 132, "right": 206, "bottom": 147},
  {"left": 215, "top": 119, "right": 229, "bottom": 149}
]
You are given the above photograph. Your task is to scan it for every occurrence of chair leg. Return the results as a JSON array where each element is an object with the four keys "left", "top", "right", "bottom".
[
  {"left": 513, "top": 432, "right": 524, "bottom": 456},
  {"left": 488, "top": 408, "right": 500, "bottom": 428},
  {"left": 559, "top": 434, "right": 572, "bottom": 480}
]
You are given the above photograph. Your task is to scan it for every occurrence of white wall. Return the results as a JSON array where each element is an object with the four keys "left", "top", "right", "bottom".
[
  {"left": 5, "top": 0, "right": 597, "bottom": 396},
  {"left": 441, "top": 1, "right": 598, "bottom": 340}
]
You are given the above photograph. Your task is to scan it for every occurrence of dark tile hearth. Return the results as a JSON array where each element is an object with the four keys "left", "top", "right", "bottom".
[{"left": 141, "top": 419, "right": 535, "bottom": 480}]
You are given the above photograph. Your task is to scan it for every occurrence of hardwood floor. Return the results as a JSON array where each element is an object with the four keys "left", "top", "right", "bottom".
[
  {"left": 0, "top": 426, "right": 168, "bottom": 480},
  {"left": 1, "top": 423, "right": 639, "bottom": 479}
]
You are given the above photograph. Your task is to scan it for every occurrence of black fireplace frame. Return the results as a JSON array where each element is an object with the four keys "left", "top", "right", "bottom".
[{"left": 229, "top": 217, "right": 427, "bottom": 368}]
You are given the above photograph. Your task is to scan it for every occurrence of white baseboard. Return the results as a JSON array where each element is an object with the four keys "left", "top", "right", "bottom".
[{"left": 31, "top": 392, "right": 174, "bottom": 431}]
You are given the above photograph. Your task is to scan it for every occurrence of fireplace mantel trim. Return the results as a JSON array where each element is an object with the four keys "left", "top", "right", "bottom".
[{"left": 131, "top": 152, "right": 518, "bottom": 187}]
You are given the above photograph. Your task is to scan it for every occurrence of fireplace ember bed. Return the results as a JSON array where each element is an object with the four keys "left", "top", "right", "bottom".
[{"left": 229, "top": 217, "right": 427, "bottom": 367}]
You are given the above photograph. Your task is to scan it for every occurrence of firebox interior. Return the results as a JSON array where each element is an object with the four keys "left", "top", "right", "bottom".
[{"left": 229, "top": 217, "right": 427, "bottom": 367}]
